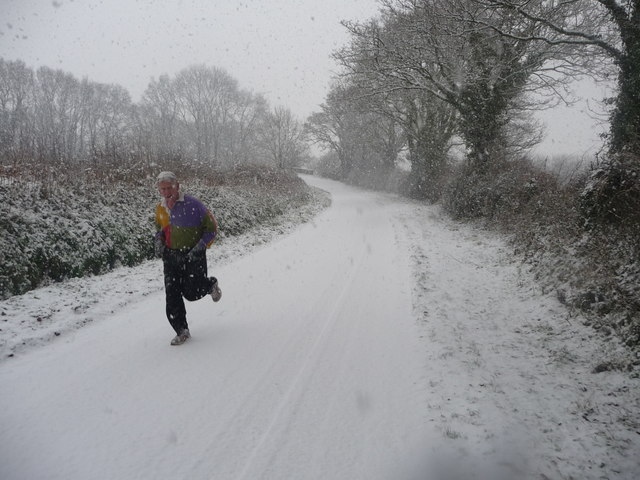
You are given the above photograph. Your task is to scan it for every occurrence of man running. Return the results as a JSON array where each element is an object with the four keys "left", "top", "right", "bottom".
[{"left": 154, "top": 171, "right": 222, "bottom": 345}]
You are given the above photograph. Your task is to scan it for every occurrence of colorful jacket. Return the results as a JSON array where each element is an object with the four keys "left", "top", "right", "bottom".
[{"left": 155, "top": 193, "right": 218, "bottom": 251}]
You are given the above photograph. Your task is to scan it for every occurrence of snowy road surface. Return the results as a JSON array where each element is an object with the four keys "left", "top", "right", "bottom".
[{"left": 1, "top": 176, "right": 639, "bottom": 480}]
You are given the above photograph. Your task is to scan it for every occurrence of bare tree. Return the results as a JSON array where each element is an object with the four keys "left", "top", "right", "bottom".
[
  {"left": 141, "top": 67, "right": 273, "bottom": 169},
  {"left": 226, "top": 90, "right": 269, "bottom": 167},
  {"left": 339, "top": 75, "right": 457, "bottom": 198},
  {"left": 261, "top": 106, "right": 306, "bottom": 169},
  {"left": 474, "top": 0, "right": 636, "bottom": 153},
  {"left": 337, "top": 0, "right": 565, "bottom": 171},
  {"left": 0, "top": 58, "right": 309, "bottom": 178},
  {"left": 305, "top": 82, "right": 368, "bottom": 178},
  {"left": 174, "top": 65, "right": 240, "bottom": 166},
  {"left": 472, "top": 0, "right": 639, "bottom": 226},
  {"left": 0, "top": 59, "right": 34, "bottom": 165},
  {"left": 140, "top": 75, "right": 182, "bottom": 160},
  {"left": 33, "top": 66, "right": 96, "bottom": 164}
]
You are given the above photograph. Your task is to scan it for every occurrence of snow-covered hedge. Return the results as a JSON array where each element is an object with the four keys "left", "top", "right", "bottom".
[
  {"left": 0, "top": 169, "right": 313, "bottom": 299},
  {"left": 441, "top": 157, "right": 640, "bottom": 352}
]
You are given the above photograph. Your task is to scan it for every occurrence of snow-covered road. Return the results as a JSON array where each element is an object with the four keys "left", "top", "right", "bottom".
[{"left": 1, "top": 176, "right": 638, "bottom": 480}]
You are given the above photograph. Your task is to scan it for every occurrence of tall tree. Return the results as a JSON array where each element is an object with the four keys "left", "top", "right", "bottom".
[
  {"left": 33, "top": 66, "right": 83, "bottom": 163},
  {"left": 140, "top": 75, "right": 182, "bottom": 160},
  {"left": 475, "top": 0, "right": 638, "bottom": 153},
  {"left": 261, "top": 106, "right": 306, "bottom": 169},
  {"left": 174, "top": 65, "right": 239, "bottom": 166},
  {"left": 306, "top": 82, "right": 372, "bottom": 178},
  {"left": 337, "top": 0, "right": 563, "bottom": 170},
  {"left": 0, "top": 59, "right": 34, "bottom": 164},
  {"left": 473, "top": 0, "right": 639, "bottom": 226},
  {"left": 227, "top": 91, "right": 268, "bottom": 167}
]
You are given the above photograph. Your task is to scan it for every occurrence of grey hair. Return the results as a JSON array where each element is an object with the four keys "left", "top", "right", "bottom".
[{"left": 157, "top": 171, "right": 178, "bottom": 184}]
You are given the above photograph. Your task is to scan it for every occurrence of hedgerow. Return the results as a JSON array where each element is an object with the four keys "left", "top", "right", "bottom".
[{"left": 0, "top": 165, "right": 311, "bottom": 299}]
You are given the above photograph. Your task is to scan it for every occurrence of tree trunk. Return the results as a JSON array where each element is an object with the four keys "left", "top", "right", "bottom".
[
  {"left": 610, "top": 34, "right": 640, "bottom": 153},
  {"left": 408, "top": 130, "right": 449, "bottom": 201},
  {"left": 457, "top": 82, "right": 509, "bottom": 172}
]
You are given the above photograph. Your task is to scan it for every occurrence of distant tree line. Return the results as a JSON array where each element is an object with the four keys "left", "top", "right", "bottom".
[
  {"left": 0, "top": 59, "right": 308, "bottom": 179},
  {"left": 306, "top": 0, "right": 639, "bottom": 228}
]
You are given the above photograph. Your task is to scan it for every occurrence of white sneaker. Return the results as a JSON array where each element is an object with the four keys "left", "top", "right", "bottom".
[
  {"left": 210, "top": 281, "right": 222, "bottom": 302},
  {"left": 170, "top": 329, "right": 191, "bottom": 346}
]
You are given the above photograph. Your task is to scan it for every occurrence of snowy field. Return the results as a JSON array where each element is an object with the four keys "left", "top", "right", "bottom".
[{"left": 1, "top": 175, "right": 638, "bottom": 480}]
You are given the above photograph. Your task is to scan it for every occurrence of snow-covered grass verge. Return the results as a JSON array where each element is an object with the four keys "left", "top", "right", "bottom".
[
  {"left": 0, "top": 180, "right": 330, "bottom": 360},
  {"left": 401, "top": 203, "right": 640, "bottom": 480}
]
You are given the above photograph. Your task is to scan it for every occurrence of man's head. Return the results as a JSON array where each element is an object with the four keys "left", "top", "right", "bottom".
[
  {"left": 157, "top": 171, "right": 178, "bottom": 184},
  {"left": 157, "top": 171, "right": 180, "bottom": 204}
]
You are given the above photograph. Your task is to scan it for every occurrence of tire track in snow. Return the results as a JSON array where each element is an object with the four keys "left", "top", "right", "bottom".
[{"left": 235, "top": 245, "right": 371, "bottom": 479}]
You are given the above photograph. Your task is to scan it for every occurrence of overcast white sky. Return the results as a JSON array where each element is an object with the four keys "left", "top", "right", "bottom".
[
  {"left": 0, "top": 0, "right": 381, "bottom": 117},
  {"left": 0, "top": 0, "right": 611, "bottom": 158}
]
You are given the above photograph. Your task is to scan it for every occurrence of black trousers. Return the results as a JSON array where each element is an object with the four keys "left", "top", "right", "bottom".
[{"left": 162, "top": 249, "right": 216, "bottom": 334}]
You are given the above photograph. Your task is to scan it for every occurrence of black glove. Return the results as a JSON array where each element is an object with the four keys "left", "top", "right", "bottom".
[
  {"left": 154, "top": 234, "right": 166, "bottom": 258},
  {"left": 187, "top": 241, "right": 205, "bottom": 262}
]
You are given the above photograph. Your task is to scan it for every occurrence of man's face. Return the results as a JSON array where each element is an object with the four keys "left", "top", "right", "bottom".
[{"left": 158, "top": 180, "right": 179, "bottom": 202}]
